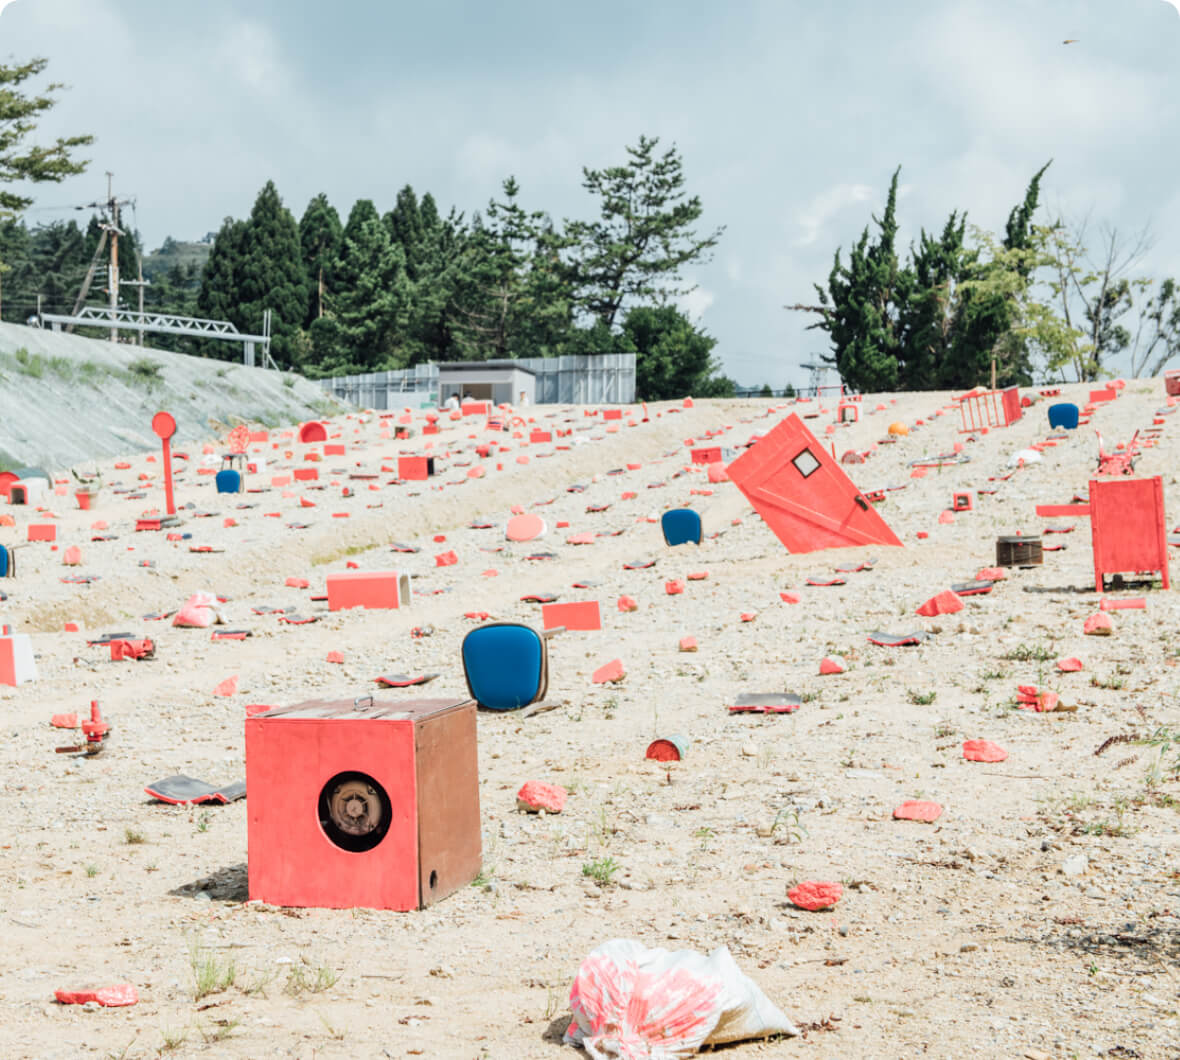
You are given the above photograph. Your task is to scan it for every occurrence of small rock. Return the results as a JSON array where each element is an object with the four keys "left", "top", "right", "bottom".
[
  {"left": 740, "top": 742, "right": 758, "bottom": 758},
  {"left": 1061, "top": 853, "right": 1088, "bottom": 877}
]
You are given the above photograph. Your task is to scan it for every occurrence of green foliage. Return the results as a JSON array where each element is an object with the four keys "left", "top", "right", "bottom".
[
  {"left": 581, "top": 856, "right": 621, "bottom": 886},
  {"left": 299, "top": 192, "right": 342, "bottom": 326},
  {"left": 759, "top": 383, "right": 773, "bottom": 397},
  {"left": 624, "top": 304, "right": 729, "bottom": 400},
  {"left": 0, "top": 58, "right": 92, "bottom": 219},
  {"left": 566, "top": 135, "right": 723, "bottom": 330}
]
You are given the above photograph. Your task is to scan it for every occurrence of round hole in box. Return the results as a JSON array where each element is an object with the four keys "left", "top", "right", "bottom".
[{"left": 318, "top": 771, "right": 391, "bottom": 852}]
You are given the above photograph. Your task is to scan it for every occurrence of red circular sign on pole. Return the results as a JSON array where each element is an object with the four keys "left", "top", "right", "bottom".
[
  {"left": 152, "top": 411, "right": 177, "bottom": 440},
  {"left": 151, "top": 411, "right": 178, "bottom": 515}
]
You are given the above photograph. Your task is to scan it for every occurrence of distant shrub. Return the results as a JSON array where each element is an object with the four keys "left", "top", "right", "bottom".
[{"left": 128, "top": 358, "right": 163, "bottom": 384}]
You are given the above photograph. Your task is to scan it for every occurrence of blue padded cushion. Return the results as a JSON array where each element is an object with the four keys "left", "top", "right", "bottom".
[
  {"left": 215, "top": 469, "right": 242, "bottom": 494},
  {"left": 1047, "top": 403, "right": 1079, "bottom": 430},
  {"left": 462, "top": 625, "right": 543, "bottom": 711},
  {"left": 661, "top": 508, "right": 702, "bottom": 547},
  {"left": 0, "top": 545, "right": 7, "bottom": 578}
]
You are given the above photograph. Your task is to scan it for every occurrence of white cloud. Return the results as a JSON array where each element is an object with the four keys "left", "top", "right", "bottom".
[
  {"left": 793, "top": 182, "right": 874, "bottom": 247},
  {"left": 215, "top": 18, "right": 290, "bottom": 100},
  {"left": 677, "top": 284, "right": 714, "bottom": 322}
]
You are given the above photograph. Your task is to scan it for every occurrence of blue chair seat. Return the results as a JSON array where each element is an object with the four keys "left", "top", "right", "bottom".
[
  {"left": 461, "top": 623, "right": 548, "bottom": 711},
  {"left": 215, "top": 469, "right": 243, "bottom": 494},
  {"left": 661, "top": 508, "right": 702, "bottom": 547},
  {"left": 1048, "top": 403, "right": 1079, "bottom": 430}
]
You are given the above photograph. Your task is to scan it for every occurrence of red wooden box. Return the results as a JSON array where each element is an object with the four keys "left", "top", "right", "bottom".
[
  {"left": 326, "top": 570, "right": 411, "bottom": 611},
  {"left": 246, "top": 696, "right": 481, "bottom": 910},
  {"left": 1089, "top": 476, "right": 1169, "bottom": 591}
]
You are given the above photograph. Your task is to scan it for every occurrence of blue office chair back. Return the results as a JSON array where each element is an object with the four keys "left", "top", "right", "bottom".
[
  {"left": 1048, "top": 403, "right": 1079, "bottom": 430},
  {"left": 461, "top": 623, "right": 548, "bottom": 711},
  {"left": 0, "top": 545, "right": 8, "bottom": 578},
  {"left": 661, "top": 508, "right": 702, "bottom": 547},
  {"left": 215, "top": 468, "right": 243, "bottom": 494}
]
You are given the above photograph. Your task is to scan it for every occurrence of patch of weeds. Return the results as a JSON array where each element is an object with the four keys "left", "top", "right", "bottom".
[
  {"left": 127, "top": 357, "right": 163, "bottom": 385},
  {"left": 1003, "top": 644, "right": 1054, "bottom": 663},
  {"left": 284, "top": 959, "right": 338, "bottom": 996},
  {"left": 85, "top": 863, "right": 98, "bottom": 877},
  {"left": 124, "top": 827, "right": 146, "bottom": 845},
  {"left": 603, "top": 695, "right": 618, "bottom": 720},
  {"left": 800, "top": 691, "right": 819, "bottom": 703},
  {"left": 316, "top": 1010, "right": 346, "bottom": 1040},
  {"left": 189, "top": 939, "right": 237, "bottom": 1000},
  {"left": 1142, "top": 727, "right": 1180, "bottom": 782},
  {"left": 240, "top": 968, "right": 276, "bottom": 998},
  {"left": 281, "top": 374, "right": 297, "bottom": 389},
  {"left": 103, "top": 1038, "right": 138, "bottom": 1060},
  {"left": 771, "top": 805, "right": 806, "bottom": 845},
  {"left": 582, "top": 856, "right": 621, "bottom": 886},
  {"left": 1090, "top": 674, "right": 1126, "bottom": 691},
  {"left": 980, "top": 668, "right": 1005, "bottom": 681},
  {"left": 159, "top": 1026, "right": 187, "bottom": 1052},
  {"left": 195, "top": 810, "right": 211, "bottom": 833},
  {"left": 907, "top": 690, "right": 937, "bottom": 705},
  {"left": 196, "top": 1018, "right": 240, "bottom": 1044},
  {"left": 13, "top": 347, "right": 44, "bottom": 378}
]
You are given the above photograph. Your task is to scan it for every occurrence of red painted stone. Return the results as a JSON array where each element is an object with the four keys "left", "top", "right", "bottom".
[
  {"left": 678, "top": 636, "right": 698, "bottom": 652},
  {"left": 1057, "top": 657, "right": 1083, "bottom": 672},
  {"left": 962, "top": 739, "right": 1007, "bottom": 763},
  {"left": 54, "top": 983, "right": 138, "bottom": 1007},
  {"left": 788, "top": 880, "right": 843, "bottom": 911},
  {"left": 893, "top": 800, "right": 943, "bottom": 823},
  {"left": 592, "top": 659, "right": 625, "bottom": 684},
  {"left": 516, "top": 780, "right": 567, "bottom": 813},
  {"left": 435, "top": 550, "right": 458, "bottom": 567},
  {"left": 1084, "top": 612, "right": 1113, "bottom": 635},
  {"left": 325, "top": 651, "right": 344, "bottom": 664},
  {"left": 819, "top": 656, "right": 845, "bottom": 675},
  {"left": 665, "top": 579, "right": 686, "bottom": 595},
  {"left": 617, "top": 595, "right": 638, "bottom": 612},
  {"left": 213, "top": 675, "right": 239, "bottom": 697},
  {"left": 915, "top": 590, "right": 964, "bottom": 617}
]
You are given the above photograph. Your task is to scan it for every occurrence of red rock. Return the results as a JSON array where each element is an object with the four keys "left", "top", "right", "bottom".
[
  {"left": 1083, "top": 612, "right": 1112, "bottom": 635},
  {"left": 819, "top": 656, "right": 845, "bottom": 675},
  {"left": 55, "top": 983, "right": 138, "bottom": 1007},
  {"left": 915, "top": 590, "right": 964, "bottom": 617},
  {"left": 213, "top": 675, "right": 239, "bottom": 697},
  {"left": 678, "top": 636, "right": 698, "bottom": 652},
  {"left": 435, "top": 550, "right": 458, "bottom": 567},
  {"left": 788, "top": 880, "right": 843, "bottom": 911},
  {"left": 962, "top": 739, "right": 1007, "bottom": 763},
  {"left": 706, "top": 462, "right": 728, "bottom": 483},
  {"left": 516, "top": 780, "right": 567, "bottom": 813},
  {"left": 617, "top": 595, "right": 638, "bottom": 612},
  {"left": 893, "top": 800, "right": 943, "bottom": 823},
  {"left": 51, "top": 713, "right": 78, "bottom": 728},
  {"left": 1057, "top": 657, "right": 1083, "bottom": 672},
  {"left": 915, "top": 531, "right": 929, "bottom": 539},
  {"left": 937, "top": 509, "right": 955, "bottom": 524},
  {"left": 686, "top": 571, "right": 708, "bottom": 581},
  {"left": 779, "top": 591, "right": 801, "bottom": 604},
  {"left": 61, "top": 546, "right": 82, "bottom": 566},
  {"left": 740, "top": 612, "right": 757, "bottom": 622},
  {"left": 506, "top": 513, "right": 546, "bottom": 542},
  {"left": 665, "top": 579, "right": 685, "bottom": 595},
  {"left": 976, "top": 567, "right": 1007, "bottom": 581},
  {"left": 325, "top": 651, "right": 344, "bottom": 664},
  {"left": 592, "top": 659, "right": 625, "bottom": 684},
  {"left": 285, "top": 577, "right": 309, "bottom": 589}
]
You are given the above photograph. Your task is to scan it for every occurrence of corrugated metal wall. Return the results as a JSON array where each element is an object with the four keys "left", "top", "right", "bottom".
[{"left": 319, "top": 355, "right": 636, "bottom": 408}]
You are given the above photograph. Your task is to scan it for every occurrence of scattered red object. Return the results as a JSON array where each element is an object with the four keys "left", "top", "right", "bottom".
[
  {"left": 686, "top": 571, "right": 708, "bottom": 581},
  {"left": 284, "top": 577, "right": 309, "bottom": 589},
  {"left": 213, "top": 675, "right": 239, "bottom": 697},
  {"left": 617, "top": 595, "right": 638, "bottom": 612},
  {"left": 678, "top": 636, "right": 698, "bottom": 652},
  {"left": 1057, "top": 657, "right": 1084, "bottom": 672},
  {"left": 109, "top": 638, "right": 154, "bottom": 661},
  {"left": 788, "top": 880, "right": 843, "bottom": 911},
  {"left": 1016, "top": 685, "right": 1059, "bottom": 712},
  {"left": 516, "top": 780, "right": 567, "bottom": 813},
  {"left": 976, "top": 567, "right": 1007, "bottom": 581},
  {"left": 665, "top": 579, "right": 686, "bottom": 595},
  {"left": 937, "top": 509, "right": 955, "bottom": 524},
  {"left": 51, "top": 713, "right": 78, "bottom": 728},
  {"left": 962, "top": 739, "right": 1007, "bottom": 763},
  {"left": 893, "top": 800, "right": 943, "bottom": 823},
  {"left": 1084, "top": 612, "right": 1113, "bottom": 635},
  {"left": 1100, "top": 597, "right": 1145, "bottom": 611},
  {"left": 779, "top": 591, "right": 801, "bottom": 604},
  {"left": 819, "top": 656, "right": 845, "bottom": 675},
  {"left": 739, "top": 612, "right": 757, "bottom": 622},
  {"left": 592, "top": 659, "right": 625, "bottom": 684},
  {"left": 645, "top": 736, "right": 686, "bottom": 762},
  {"left": 325, "top": 651, "right": 344, "bottom": 664},
  {"left": 915, "top": 590, "right": 964, "bottom": 617},
  {"left": 54, "top": 983, "right": 138, "bottom": 1007},
  {"left": 435, "top": 550, "right": 458, "bottom": 567}
]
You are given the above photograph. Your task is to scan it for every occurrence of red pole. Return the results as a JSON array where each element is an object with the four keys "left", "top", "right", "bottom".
[{"left": 162, "top": 435, "right": 175, "bottom": 515}]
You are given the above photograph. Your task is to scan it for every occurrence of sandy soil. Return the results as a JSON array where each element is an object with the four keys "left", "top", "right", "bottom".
[{"left": 0, "top": 386, "right": 1178, "bottom": 1060}]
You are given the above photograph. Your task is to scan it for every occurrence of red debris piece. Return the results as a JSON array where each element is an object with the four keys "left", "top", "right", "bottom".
[
  {"left": 665, "top": 579, "right": 686, "bottom": 595},
  {"left": 819, "top": 656, "right": 845, "bottom": 675},
  {"left": 645, "top": 737, "right": 685, "bottom": 762},
  {"left": 686, "top": 571, "right": 709, "bottom": 581},
  {"left": 1057, "top": 657, "right": 1084, "bottom": 672},
  {"left": 213, "top": 675, "right": 239, "bottom": 697},
  {"left": 110, "top": 638, "right": 154, "bottom": 661},
  {"left": 516, "top": 780, "right": 567, "bottom": 813},
  {"left": 1016, "top": 685, "right": 1059, "bottom": 712},
  {"left": 915, "top": 590, "right": 964, "bottom": 617},
  {"left": 893, "top": 800, "right": 943, "bottom": 823},
  {"left": 779, "top": 591, "right": 801, "bottom": 604},
  {"left": 740, "top": 612, "right": 757, "bottom": 622},
  {"left": 976, "top": 567, "right": 1007, "bottom": 581},
  {"left": 617, "top": 595, "right": 638, "bottom": 612},
  {"left": 678, "top": 636, "right": 698, "bottom": 652},
  {"left": 284, "top": 577, "right": 309, "bottom": 589},
  {"left": 325, "top": 651, "right": 344, "bottom": 664},
  {"left": 592, "top": 659, "right": 626, "bottom": 684},
  {"left": 937, "top": 509, "right": 955, "bottom": 524},
  {"left": 51, "top": 713, "right": 78, "bottom": 728},
  {"left": 1100, "top": 597, "right": 1145, "bottom": 611},
  {"left": 62, "top": 546, "right": 82, "bottom": 566},
  {"left": 435, "top": 550, "right": 458, "bottom": 567},
  {"left": 788, "top": 880, "right": 843, "bottom": 911},
  {"left": 54, "top": 983, "right": 138, "bottom": 1007},
  {"left": 1084, "top": 612, "right": 1113, "bottom": 636},
  {"left": 962, "top": 739, "right": 1007, "bottom": 763}
]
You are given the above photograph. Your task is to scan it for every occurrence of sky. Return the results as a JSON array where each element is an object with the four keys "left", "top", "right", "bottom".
[{"left": 2, "top": 0, "right": 1179, "bottom": 387}]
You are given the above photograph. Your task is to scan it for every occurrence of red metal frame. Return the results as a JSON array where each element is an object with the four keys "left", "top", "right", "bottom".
[{"left": 958, "top": 387, "right": 1022, "bottom": 433}]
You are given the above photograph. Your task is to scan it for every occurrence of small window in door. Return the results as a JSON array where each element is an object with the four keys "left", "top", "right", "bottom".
[{"left": 792, "top": 448, "right": 821, "bottom": 478}]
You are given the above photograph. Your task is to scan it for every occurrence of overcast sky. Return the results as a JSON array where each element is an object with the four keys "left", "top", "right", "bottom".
[{"left": 2, "top": 0, "right": 1178, "bottom": 386}]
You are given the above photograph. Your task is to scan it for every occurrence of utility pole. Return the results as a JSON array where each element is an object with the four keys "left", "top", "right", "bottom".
[{"left": 78, "top": 173, "right": 134, "bottom": 343}]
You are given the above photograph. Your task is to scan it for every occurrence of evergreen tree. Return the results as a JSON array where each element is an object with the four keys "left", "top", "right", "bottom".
[
  {"left": 385, "top": 185, "right": 426, "bottom": 280},
  {"left": 0, "top": 58, "right": 92, "bottom": 219},
  {"left": 621, "top": 304, "right": 728, "bottom": 400},
  {"left": 236, "top": 180, "right": 307, "bottom": 364},
  {"left": 196, "top": 216, "right": 247, "bottom": 359},
  {"left": 566, "top": 135, "right": 723, "bottom": 330},
  {"left": 308, "top": 198, "right": 411, "bottom": 375},
  {"left": 298, "top": 193, "right": 342, "bottom": 326}
]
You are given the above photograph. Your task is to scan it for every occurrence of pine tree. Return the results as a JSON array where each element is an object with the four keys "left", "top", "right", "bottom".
[
  {"left": 196, "top": 216, "right": 247, "bottom": 359},
  {"left": 236, "top": 180, "right": 307, "bottom": 364},
  {"left": 385, "top": 185, "right": 426, "bottom": 281},
  {"left": 308, "top": 198, "right": 411, "bottom": 375},
  {"left": 566, "top": 135, "right": 723, "bottom": 330},
  {"left": 298, "top": 193, "right": 342, "bottom": 326}
]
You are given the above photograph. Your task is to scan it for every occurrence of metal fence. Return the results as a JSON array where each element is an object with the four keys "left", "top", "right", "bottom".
[{"left": 319, "top": 354, "right": 636, "bottom": 409}]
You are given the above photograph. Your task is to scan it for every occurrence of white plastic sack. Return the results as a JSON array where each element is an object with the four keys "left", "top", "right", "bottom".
[
  {"left": 172, "top": 591, "right": 225, "bottom": 628},
  {"left": 1007, "top": 448, "right": 1043, "bottom": 467},
  {"left": 564, "top": 939, "right": 798, "bottom": 1059}
]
